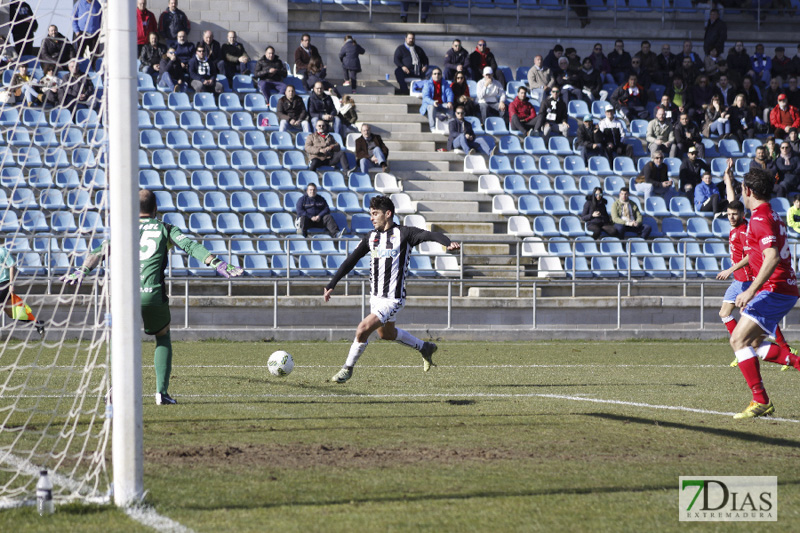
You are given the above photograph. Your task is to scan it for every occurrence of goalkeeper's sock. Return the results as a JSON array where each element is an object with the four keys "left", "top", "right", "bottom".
[
  {"left": 394, "top": 328, "right": 423, "bottom": 351},
  {"left": 721, "top": 315, "right": 737, "bottom": 336},
  {"left": 774, "top": 326, "right": 789, "bottom": 348},
  {"left": 735, "top": 349, "right": 768, "bottom": 404},
  {"left": 154, "top": 331, "right": 173, "bottom": 395},
  {"left": 757, "top": 341, "right": 793, "bottom": 365},
  {"left": 344, "top": 339, "right": 368, "bottom": 369}
]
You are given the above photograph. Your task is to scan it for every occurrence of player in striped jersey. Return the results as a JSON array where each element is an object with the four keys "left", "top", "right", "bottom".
[{"left": 324, "top": 195, "right": 461, "bottom": 383}]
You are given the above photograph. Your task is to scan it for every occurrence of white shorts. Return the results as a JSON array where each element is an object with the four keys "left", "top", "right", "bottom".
[{"left": 370, "top": 296, "right": 405, "bottom": 324}]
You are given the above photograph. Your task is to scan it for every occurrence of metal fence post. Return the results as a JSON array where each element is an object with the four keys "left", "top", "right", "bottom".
[
  {"left": 616, "top": 282, "right": 621, "bottom": 330},
  {"left": 447, "top": 281, "right": 452, "bottom": 329},
  {"left": 184, "top": 279, "right": 189, "bottom": 329},
  {"left": 532, "top": 281, "right": 537, "bottom": 330},
  {"left": 700, "top": 282, "right": 704, "bottom": 330},
  {"left": 273, "top": 280, "right": 278, "bottom": 329}
]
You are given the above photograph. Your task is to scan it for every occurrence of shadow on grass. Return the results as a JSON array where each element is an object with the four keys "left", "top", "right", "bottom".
[{"left": 585, "top": 412, "right": 800, "bottom": 449}]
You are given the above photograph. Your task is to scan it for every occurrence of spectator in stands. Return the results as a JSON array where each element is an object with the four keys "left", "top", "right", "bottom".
[
  {"left": 401, "top": 0, "right": 430, "bottom": 23},
  {"left": 157, "top": 47, "right": 187, "bottom": 92},
  {"left": 58, "top": 58, "right": 95, "bottom": 112},
  {"left": 394, "top": 33, "right": 428, "bottom": 95},
  {"left": 787, "top": 129, "right": 800, "bottom": 154},
  {"left": 139, "top": 32, "right": 165, "bottom": 80},
  {"left": 420, "top": 67, "right": 454, "bottom": 131},
  {"left": 476, "top": 66, "right": 506, "bottom": 124},
  {"left": 626, "top": 56, "right": 651, "bottom": 91},
  {"left": 770, "top": 93, "right": 800, "bottom": 139},
  {"left": 692, "top": 75, "right": 717, "bottom": 115},
  {"left": 188, "top": 44, "right": 223, "bottom": 97},
  {"left": 443, "top": 39, "right": 469, "bottom": 81},
  {"left": 608, "top": 40, "right": 632, "bottom": 85},
  {"left": 579, "top": 57, "right": 606, "bottom": 104},
  {"left": 307, "top": 56, "right": 341, "bottom": 98},
  {"left": 611, "top": 187, "right": 651, "bottom": 239},
  {"left": 642, "top": 151, "right": 676, "bottom": 203},
  {"left": 765, "top": 135, "right": 779, "bottom": 160},
  {"left": 646, "top": 108, "right": 675, "bottom": 156},
  {"left": 610, "top": 74, "right": 648, "bottom": 123},
  {"left": 339, "top": 35, "right": 365, "bottom": 93},
  {"left": 774, "top": 142, "right": 800, "bottom": 197},
  {"left": 136, "top": 0, "right": 158, "bottom": 56},
  {"left": 220, "top": 31, "right": 249, "bottom": 88},
  {"left": 450, "top": 71, "right": 478, "bottom": 118},
  {"left": 635, "top": 41, "right": 658, "bottom": 79},
  {"left": 751, "top": 44, "right": 772, "bottom": 86},
  {"left": 694, "top": 172, "right": 722, "bottom": 214},
  {"left": 793, "top": 45, "right": 800, "bottom": 79},
  {"left": 468, "top": 39, "right": 506, "bottom": 87},
  {"left": 9, "top": 63, "right": 34, "bottom": 105},
  {"left": 39, "top": 25, "right": 74, "bottom": 71},
  {"left": 200, "top": 30, "right": 223, "bottom": 70},
  {"left": 533, "top": 86, "right": 569, "bottom": 139},
  {"left": 254, "top": 46, "right": 287, "bottom": 100},
  {"left": 296, "top": 184, "right": 341, "bottom": 238},
  {"left": 158, "top": 0, "right": 190, "bottom": 42},
  {"left": 277, "top": 85, "right": 310, "bottom": 133},
  {"left": 527, "top": 54, "right": 554, "bottom": 103},
  {"left": 676, "top": 56, "right": 700, "bottom": 87},
  {"left": 72, "top": 0, "right": 102, "bottom": 63},
  {"left": 9, "top": 1, "right": 37, "bottom": 56},
  {"left": 0, "top": 35, "right": 19, "bottom": 71},
  {"left": 655, "top": 94, "right": 680, "bottom": 125},
  {"left": 674, "top": 112, "right": 704, "bottom": 159},
  {"left": 356, "top": 124, "right": 390, "bottom": 174},
  {"left": 703, "top": 9, "right": 727, "bottom": 57},
  {"left": 679, "top": 145, "right": 710, "bottom": 198},
  {"left": 588, "top": 43, "right": 613, "bottom": 85},
  {"left": 678, "top": 40, "right": 702, "bottom": 70},
  {"left": 739, "top": 76, "right": 760, "bottom": 109},
  {"left": 763, "top": 77, "right": 784, "bottom": 123},
  {"left": 576, "top": 115, "right": 605, "bottom": 164},
  {"left": 338, "top": 94, "right": 358, "bottom": 133},
  {"left": 508, "top": 86, "right": 537, "bottom": 136},
  {"left": 704, "top": 48, "right": 721, "bottom": 81},
  {"left": 726, "top": 41, "right": 750, "bottom": 85},
  {"left": 654, "top": 44, "right": 677, "bottom": 86},
  {"left": 543, "top": 44, "right": 563, "bottom": 73},
  {"left": 294, "top": 34, "right": 319, "bottom": 85},
  {"left": 554, "top": 57, "right": 582, "bottom": 105},
  {"left": 570, "top": 0, "right": 590, "bottom": 29},
  {"left": 750, "top": 145, "right": 777, "bottom": 176},
  {"left": 305, "top": 120, "right": 351, "bottom": 174},
  {"left": 788, "top": 195, "right": 800, "bottom": 233},
  {"left": 703, "top": 94, "right": 729, "bottom": 137},
  {"left": 598, "top": 105, "right": 633, "bottom": 162},
  {"left": 728, "top": 93, "right": 756, "bottom": 142},
  {"left": 716, "top": 74, "right": 735, "bottom": 106},
  {"left": 785, "top": 77, "right": 800, "bottom": 109},
  {"left": 582, "top": 187, "right": 619, "bottom": 240},
  {"left": 172, "top": 30, "right": 194, "bottom": 67},
  {"left": 308, "top": 81, "right": 342, "bottom": 137},
  {"left": 36, "top": 64, "right": 62, "bottom": 106},
  {"left": 772, "top": 47, "right": 792, "bottom": 85},
  {"left": 665, "top": 75, "right": 693, "bottom": 121},
  {"left": 446, "top": 105, "right": 491, "bottom": 155}
]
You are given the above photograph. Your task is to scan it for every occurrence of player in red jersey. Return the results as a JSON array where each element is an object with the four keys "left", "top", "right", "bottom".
[
  {"left": 716, "top": 200, "right": 793, "bottom": 369},
  {"left": 729, "top": 168, "right": 800, "bottom": 418}
]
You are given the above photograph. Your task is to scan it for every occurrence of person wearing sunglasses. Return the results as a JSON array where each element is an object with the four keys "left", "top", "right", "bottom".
[
  {"left": 443, "top": 39, "right": 469, "bottom": 81},
  {"left": 446, "top": 106, "right": 491, "bottom": 156},
  {"left": 641, "top": 150, "right": 677, "bottom": 204},
  {"left": 468, "top": 40, "right": 506, "bottom": 87},
  {"left": 420, "top": 68, "right": 454, "bottom": 131}
]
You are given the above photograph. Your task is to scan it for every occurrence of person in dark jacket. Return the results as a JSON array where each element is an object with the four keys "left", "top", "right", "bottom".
[
  {"left": 304, "top": 120, "right": 351, "bottom": 173},
  {"left": 775, "top": 143, "right": 800, "bottom": 198},
  {"left": 199, "top": 30, "right": 223, "bottom": 70},
  {"left": 220, "top": 31, "right": 249, "bottom": 88},
  {"left": 308, "top": 81, "right": 342, "bottom": 137},
  {"left": 39, "top": 24, "right": 74, "bottom": 70},
  {"left": 703, "top": 9, "right": 727, "bottom": 56},
  {"left": 138, "top": 32, "right": 165, "bottom": 80},
  {"left": 534, "top": 86, "right": 569, "bottom": 139},
  {"left": 447, "top": 106, "right": 491, "bottom": 155},
  {"left": 296, "top": 183, "right": 340, "bottom": 238},
  {"left": 294, "top": 33, "right": 320, "bottom": 84},
  {"left": 581, "top": 188, "right": 620, "bottom": 240},
  {"left": 188, "top": 44, "right": 223, "bottom": 96},
  {"left": 728, "top": 93, "right": 756, "bottom": 142},
  {"left": 654, "top": 43, "right": 678, "bottom": 86},
  {"left": 9, "top": 1, "right": 38, "bottom": 56},
  {"left": 158, "top": 0, "right": 190, "bottom": 42},
  {"left": 172, "top": 30, "right": 194, "bottom": 66},
  {"left": 57, "top": 59, "right": 95, "bottom": 112},
  {"left": 750, "top": 145, "right": 778, "bottom": 178},
  {"left": 394, "top": 32, "right": 429, "bottom": 95},
  {"left": 468, "top": 39, "right": 506, "bottom": 87},
  {"left": 578, "top": 57, "right": 604, "bottom": 103},
  {"left": 642, "top": 151, "right": 676, "bottom": 203},
  {"left": 355, "top": 124, "right": 390, "bottom": 173},
  {"left": 726, "top": 42, "right": 750, "bottom": 86},
  {"left": 678, "top": 146, "right": 710, "bottom": 198},
  {"left": 339, "top": 35, "right": 365, "bottom": 93},
  {"left": 254, "top": 46, "right": 287, "bottom": 100},
  {"left": 157, "top": 47, "right": 187, "bottom": 92},
  {"left": 277, "top": 85, "right": 310, "bottom": 133},
  {"left": 673, "top": 112, "right": 704, "bottom": 159},
  {"left": 443, "top": 39, "right": 470, "bottom": 81},
  {"left": 610, "top": 74, "right": 648, "bottom": 122},
  {"left": 607, "top": 40, "right": 632, "bottom": 84},
  {"left": 576, "top": 116, "right": 606, "bottom": 164},
  {"left": 306, "top": 57, "right": 341, "bottom": 98}
]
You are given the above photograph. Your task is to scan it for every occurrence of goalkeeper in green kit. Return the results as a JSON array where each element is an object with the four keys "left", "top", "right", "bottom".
[{"left": 62, "top": 190, "right": 244, "bottom": 405}]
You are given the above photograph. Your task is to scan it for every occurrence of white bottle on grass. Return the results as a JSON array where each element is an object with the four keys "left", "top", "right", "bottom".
[{"left": 37, "top": 470, "right": 54, "bottom": 516}]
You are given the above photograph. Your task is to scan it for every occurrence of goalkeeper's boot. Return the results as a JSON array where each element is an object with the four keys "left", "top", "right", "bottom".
[
  {"left": 34, "top": 321, "right": 45, "bottom": 338},
  {"left": 733, "top": 400, "right": 774, "bottom": 419},
  {"left": 730, "top": 358, "right": 738, "bottom": 368},
  {"left": 155, "top": 392, "right": 177, "bottom": 405},
  {"left": 420, "top": 341, "right": 438, "bottom": 372},
  {"left": 781, "top": 347, "right": 798, "bottom": 371},
  {"left": 331, "top": 367, "right": 353, "bottom": 383}
]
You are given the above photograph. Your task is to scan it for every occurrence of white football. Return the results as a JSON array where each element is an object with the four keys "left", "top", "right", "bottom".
[{"left": 268, "top": 350, "right": 294, "bottom": 377}]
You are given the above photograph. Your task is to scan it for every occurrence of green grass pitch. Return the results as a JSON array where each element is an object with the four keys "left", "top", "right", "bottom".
[{"left": 4, "top": 339, "right": 800, "bottom": 532}]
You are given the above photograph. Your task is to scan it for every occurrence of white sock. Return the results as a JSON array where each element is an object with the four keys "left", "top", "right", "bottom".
[
  {"left": 344, "top": 339, "right": 368, "bottom": 368},
  {"left": 394, "top": 328, "right": 423, "bottom": 351},
  {"left": 721, "top": 315, "right": 735, "bottom": 324},
  {"left": 735, "top": 347, "right": 757, "bottom": 363},
  {"left": 755, "top": 341, "right": 772, "bottom": 360}
]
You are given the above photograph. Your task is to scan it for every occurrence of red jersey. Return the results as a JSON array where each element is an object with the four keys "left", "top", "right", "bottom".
[
  {"left": 729, "top": 222, "right": 755, "bottom": 282},
  {"left": 745, "top": 202, "right": 799, "bottom": 296}
]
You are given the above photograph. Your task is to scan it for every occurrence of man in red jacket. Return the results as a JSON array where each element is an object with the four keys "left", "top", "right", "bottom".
[
  {"left": 136, "top": 0, "right": 158, "bottom": 55},
  {"left": 509, "top": 86, "right": 537, "bottom": 136},
  {"left": 770, "top": 94, "right": 800, "bottom": 140}
]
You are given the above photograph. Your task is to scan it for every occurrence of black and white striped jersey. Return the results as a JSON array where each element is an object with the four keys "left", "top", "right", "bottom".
[{"left": 326, "top": 224, "right": 452, "bottom": 298}]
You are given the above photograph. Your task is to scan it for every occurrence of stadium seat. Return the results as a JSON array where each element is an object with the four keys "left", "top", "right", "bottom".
[
  {"left": 256, "top": 111, "right": 279, "bottom": 131},
  {"left": 742, "top": 138, "right": 761, "bottom": 158},
  {"left": 602, "top": 176, "right": 625, "bottom": 196},
  {"left": 242, "top": 213, "right": 268, "bottom": 234},
  {"left": 568, "top": 195, "right": 586, "bottom": 215},
  {"left": 28, "top": 168, "right": 53, "bottom": 189},
  {"left": 142, "top": 91, "right": 167, "bottom": 110},
  {"left": 718, "top": 139, "right": 744, "bottom": 158},
  {"left": 218, "top": 93, "right": 243, "bottom": 112},
  {"left": 478, "top": 174, "right": 503, "bottom": 194},
  {"left": 0, "top": 169, "right": 22, "bottom": 190},
  {"left": 217, "top": 171, "right": 243, "bottom": 192},
  {"left": 492, "top": 194, "right": 518, "bottom": 215},
  {"left": 548, "top": 136, "right": 572, "bottom": 156},
  {"left": 516, "top": 195, "right": 543, "bottom": 215},
  {"left": 139, "top": 169, "right": 163, "bottom": 191},
  {"left": 44, "top": 148, "right": 68, "bottom": 168},
  {"left": 489, "top": 155, "right": 514, "bottom": 175},
  {"left": 564, "top": 256, "right": 593, "bottom": 278},
  {"left": 203, "top": 191, "right": 229, "bottom": 213},
  {"left": 484, "top": 117, "right": 508, "bottom": 135},
  {"left": 770, "top": 197, "right": 790, "bottom": 217},
  {"left": 643, "top": 196, "right": 670, "bottom": 218},
  {"left": 51, "top": 213, "right": 78, "bottom": 234},
  {"left": 8, "top": 129, "right": 33, "bottom": 149},
  {"left": 71, "top": 148, "right": 96, "bottom": 168},
  {"left": 282, "top": 151, "right": 308, "bottom": 170},
  {"left": 574, "top": 236, "right": 601, "bottom": 257},
  {"left": 643, "top": 256, "right": 672, "bottom": 278},
  {"left": 390, "top": 193, "right": 416, "bottom": 214},
  {"left": 677, "top": 238, "right": 704, "bottom": 259},
  {"left": 270, "top": 131, "right": 294, "bottom": 151},
  {"left": 254, "top": 150, "right": 280, "bottom": 171},
  {"left": 498, "top": 135, "right": 524, "bottom": 155},
  {"left": 232, "top": 75, "right": 256, "bottom": 94},
  {"left": 669, "top": 196, "right": 694, "bottom": 217},
  {"left": 189, "top": 170, "right": 216, "bottom": 191},
  {"left": 505, "top": 216, "right": 533, "bottom": 237},
  {"left": 567, "top": 100, "right": 590, "bottom": 119},
  {"left": 528, "top": 215, "right": 557, "bottom": 237},
  {"left": 193, "top": 92, "right": 217, "bottom": 111},
  {"left": 630, "top": 119, "right": 648, "bottom": 138},
  {"left": 578, "top": 175, "right": 601, "bottom": 195},
  {"left": 553, "top": 175, "right": 579, "bottom": 195},
  {"left": 176, "top": 191, "right": 203, "bottom": 212},
  {"left": 228, "top": 150, "right": 255, "bottom": 171},
  {"left": 695, "top": 256, "right": 719, "bottom": 277},
  {"left": 538, "top": 155, "right": 562, "bottom": 175},
  {"left": 267, "top": 170, "right": 293, "bottom": 191},
  {"left": 503, "top": 174, "right": 528, "bottom": 195},
  {"left": 22, "top": 109, "right": 47, "bottom": 128},
  {"left": 670, "top": 256, "right": 699, "bottom": 278},
  {"left": 709, "top": 157, "right": 729, "bottom": 178},
  {"left": 10, "top": 188, "right": 37, "bottom": 211},
  {"left": 617, "top": 255, "right": 646, "bottom": 277},
  {"left": 529, "top": 174, "right": 554, "bottom": 194},
  {"left": 159, "top": 170, "right": 187, "bottom": 191},
  {"left": 226, "top": 111, "right": 255, "bottom": 132},
  {"left": 190, "top": 130, "right": 215, "bottom": 150},
  {"left": 563, "top": 155, "right": 586, "bottom": 175},
  {"left": 612, "top": 157, "right": 636, "bottom": 177},
  {"left": 659, "top": 217, "right": 685, "bottom": 238},
  {"left": 509, "top": 155, "right": 534, "bottom": 176},
  {"left": 22, "top": 211, "right": 50, "bottom": 233},
  {"left": 559, "top": 215, "right": 586, "bottom": 237},
  {"left": 524, "top": 136, "right": 548, "bottom": 155},
  {"left": 167, "top": 92, "right": 192, "bottom": 111},
  {"left": 216, "top": 213, "right": 244, "bottom": 234},
  {"left": 592, "top": 256, "right": 620, "bottom": 277},
  {"left": 140, "top": 129, "right": 165, "bottom": 149},
  {"left": 219, "top": 131, "right": 244, "bottom": 150},
  {"left": 240, "top": 170, "right": 268, "bottom": 192},
  {"left": 179, "top": 110, "right": 204, "bottom": 130},
  {"left": 242, "top": 131, "right": 268, "bottom": 151},
  {"left": 205, "top": 111, "right": 230, "bottom": 131},
  {"left": 686, "top": 217, "right": 713, "bottom": 238},
  {"left": 336, "top": 192, "right": 361, "bottom": 213},
  {"left": 322, "top": 171, "right": 348, "bottom": 192},
  {"left": 464, "top": 154, "right": 488, "bottom": 174},
  {"left": 154, "top": 110, "right": 179, "bottom": 130},
  {"left": 294, "top": 170, "right": 318, "bottom": 190},
  {"left": 162, "top": 213, "right": 188, "bottom": 232},
  {"left": 283, "top": 191, "right": 303, "bottom": 212},
  {"left": 348, "top": 172, "right": 374, "bottom": 193},
  {"left": 588, "top": 156, "right": 613, "bottom": 176},
  {"left": 253, "top": 191, "right": 281, "bottom": 213},
  {"left": 734, "top": 158, "right": 749, "bottom": 177},
  {"left": 270, "top": 212, "right": 296, "bottom": 234},
  {"left": 55, "top": 168, "right": 81, "bottom": 188},
  {"left": 702, "top": 238, "right": 728, "bottom": 258}
]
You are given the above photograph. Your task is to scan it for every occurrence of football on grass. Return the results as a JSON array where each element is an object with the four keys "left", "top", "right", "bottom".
[{"left": 268, "top": 350, "right": 294, "bottom": 377}]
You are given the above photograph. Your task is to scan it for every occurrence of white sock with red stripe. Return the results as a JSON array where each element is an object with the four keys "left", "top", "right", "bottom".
[{"left": 394, "top": 329, "right": 424, "bottom": 351}]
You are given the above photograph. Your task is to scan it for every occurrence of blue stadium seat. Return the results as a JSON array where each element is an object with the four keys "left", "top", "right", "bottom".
[
  {"left": 323, "top": 171, "right": 348, "bottom": 192},
  {"left": 533, "top": 215, "right": 559, "bottom": 237},
  {"left": 218, "top": 93, "right": 243, "bottom": 112},
  {"left": 503, "top": 174, "right": 528, "bottom": 195},
  {"left": 48, "top": 109, "right": 72, "bottom": 128},
  {"left": 529, "top": 174, "right": 554, "bottom": 194},
  {"left": 617, "top": 256, "right": 646, "bottom": 277},
  {"left": 677, "top": 238, "right": 704, "bottom": 258},
  {"left": 177, "top": 150, "right": 204, "bottom": 170},
  {"left": 163, "top": 130, "right": 190, "bottom": 150},
  {"left": 578, "top": 175, "right": 601, "bottom": 194},
  {"left": 39, "top": 189, "right": 66, "bottom": 210},
  {"left": 28, "top": 168, "right": 53, "bottom": 189},
  {"left": 216, "top": 171, "right": 242, "bottom": 192},
  {"left": 718, "top": 139, "right": 744, "bottom": 158},
  {"left": 176, "top": 191, "right": 203, "bottom": 212},
  {"left": 22, "top": 109, "right": 47, "bottom": 128},
  {"left": 409, "top": 256, "right": 436, "bottom": 277},
  {"left": 669, "top": 196, "right": 694, "bottom": 217},
  {"left": 612, "top": 157, "right": 637, "bottom": 177},
  {"left": 670, "top": 257, "right": 699, "bottom": 278},
  {"left": 193, "top": 92, "right": 217, "bottom": 111},
  {"left": 627, "top": 238, "right": 652, "bottom": 256},
  {"left": 242, "top": 93, "right": 268, "bottom": 113},
  {"left": 484, "top": 117, "right": 508, "bottom": 135},
  {"left": 661, "top": 217, "right": 687, "bottom": 238},
  {"left": 154, "top": 110, "right": 179, "bottom": 130},
  {"left": 243, "top": 170, "right": 270, "bottom": 191},
  {"left": 271, "top": 255, "right": 299, "bottom": 277},
  {"left": 255, "top": 150, "right": 281, "bottom": 170},
  {"left": 83, "top": 168, "right": 106, "bottom": 189},
  {"left": 191, "top": 130, "right": 216, "bottom": 150},
  {"left": 564, "top": 256, "right": 593, "bottom": 278},
  {"left": 515, "top": 66, "right": 529, "bottom": 81},
  {"left": 205, "top": 111, "right": 230, "bottom": 131},
  {"left": 588, "top": 156, "right": 613, "bottom": 176},
  {"left": 137, "top": 72, "right": 155, "bottom": 91},
  {"left": 11, "top": 188, "right": 38, "bottom": 210},
  {"left": 268, "top": 170, "right": 294, "bottom": 191},
  {"left": 0, "top": 168, "right": 22, "bottom": 189},
  {"left": 567, "top": 100, "right": 590, "bottom": 119},
  {"left": 538, "top": 155, "right": 562, "bottom": 174},
  {"left": 644, "top": 196, "right": 670, "bottom": 217},
  {"left": 162, "top": 170, "right": 188, "bottom": 191},
  {"left": 203, "top": 191, "right": 229, "bottom": 213},
  {"left": 151, "top": 190, "right": 175, "bottom": 212},
  {"left": 599, "top": 238, "right": 625, "bottom": 257},
  {"left": 283, "top": 191, "right": 303, "bottom": 212},
  {"left": 559, "top": 215, "right": 586, "bottom": 237},
  {"left": 643, "top": 256, "right": 672, "bottom": 278},
  {"left": 22, "top": 211, "right": 50, "bottom": 233},
  {"left": 230, "top": 150, "right": 256, "bottom": 170},
  {"left": 592, "top": 256, "right": 620, "bottom": 277},
  {"left": 524, "top": 136, "right": 548, "bottom": 155},
  {"left": 568, "top": 195, "right": 586, "bottom": 215},
  {"left": 296, "top": 170, "right": 320, "bottom": 189},
  {"left": 489, "top": 155, "right": 513, "bottom": 175},
  {"left": 140, "top": 129, "right": 165, "bottom": 149},
  {"left": 242, "top": 131, "right": 268, "bottom": 150},
  {"left": 545, "top": 237, "right": 571, "bottom": 257},
  {"left": 686, "top": 217, "right": 713, "bottom": 238},
  {"left": 270, "top": 131, "right": 294, "bottom": 150},
  {"left": 770, "top": 197, "right": 790, "bottom": 217},
  {"left": 7, "top": 129, "right": 30, "bottom": 147},
  {"left": 71, "top": 148, "right": 96, "bottom": 167},
  {"left": 188, "top": 213, "right": 215, "bottom": 234},
  {"left": 190, "top": 170, "right": 217, "bottom": 191},
  {"left": 256, "top": 111, "right": 279, "bottom": 131},
  {"left": 243, "top": 213, "right": 269, "bottom": 234},
  {"left": 139, "top": 169, "right": 162, "bottom": 190},
  {"left": 630, "top": 119, "right": 648, "bottom": 138},
  {"left": 139, "top": 149, "right": 152, "bottom": 169},
  {"left": 257, "top": 191, "right": 283, "bottom": 212},
  {"left": 167, "top": 92, "right": 192, "bottom": 111},
  {"left": 553, "top": 175, "right": 579, "bottom": 195},
  {"left": 44, "top": 148, "right": 68, "bottom": 168},
  {"left": 349, "top": 213, "right": 372, "bottom": 233},
  {"left": 162, "top": 213, "right": 188, "bottom": 232},
  {"left": 179, "top": 110, "right": 204, "bottom": 130},
  {"left": 33, "top": 128, "right": 58, "bottom": 148},
  {"left": 218, "top": 130, "right": 244, "bottom": 150},
  {"left": 348, "top": 172, "right": 374, "bottom": 193},
  {"left": 695, "top": 256, "right": 719, "bottom": 277},
  {"left": 498, "top": 135, "right": 524, "bottom": 155},
  {"left": 513, "top": 155, "right": 536, "bottom": 174},
  {"left": 216, "top": 213, "right": 244, "bottom": 234},
  {"left": 710, "top": 157, "right": 728, "bottom": 177},
  {"left": 548, "top": 136, "right": 572, "bottom": 156},
  {"left": 642, "top": 215, "right": 663, "bottom": 237},
  {"left": 543, "top": 195, "right": 569, "bottom": 216},
  {"left": 663, "top": 157, "right": 681, "bottom": 177},
  {"left": 282, "top": 150, "right": 308, "bottom": 170},
  {"left": 517, "top": 195, "right": 543, "bottom": 215},
  {"left": 243, "top": 255, "right": 272, "bottom": 276},
  {"left": 336, "top": 192, "right": 361, "bottom": 213},
  {"left": 734, "top": 158, "right": 749, "bottom": 177},
  {"left": 463, "top": 116, "right": 483, "bottom": 135},
  {"left": 270, "top": 212, "right": 296, "bottom": 234},
  {"left": 142, "top": 91, "right": 167, "bottom": 110},
  {"left": 742, "top": 138, "right": 761, "bottom": 158},
  {"left": 49, "top": 211, "right": 76, "bottom": 233},
  {"left": 55, "top": 168, "right": 81, "bottom": 188},
  {"left": 17, "top": 147, "right": 43, "bottom": 168}
]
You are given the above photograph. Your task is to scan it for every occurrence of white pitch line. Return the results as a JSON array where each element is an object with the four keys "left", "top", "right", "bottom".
[
  {"left": 124, "top": 505, "right": 194, "bottom": 533},
  {"left": 166, "top": 364, "right": 730, "bottom": 369}
]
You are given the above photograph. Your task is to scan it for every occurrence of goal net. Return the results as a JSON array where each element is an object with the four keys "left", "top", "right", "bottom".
[{"left": 0, "top": 1, "right": 111, "bottom": 508}]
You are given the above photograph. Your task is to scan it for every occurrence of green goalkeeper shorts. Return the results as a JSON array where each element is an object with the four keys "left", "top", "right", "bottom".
[{"left": 141, "top": 302, "right": 171, "bottom": 336}]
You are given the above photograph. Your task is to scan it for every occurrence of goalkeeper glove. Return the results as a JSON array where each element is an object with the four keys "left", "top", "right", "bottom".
[
  {"left": 60, "top": 267, "right": 90, "bottom": 286},
  {"left": 212, "top": 258, "right": 244, "bottom": 278}
]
